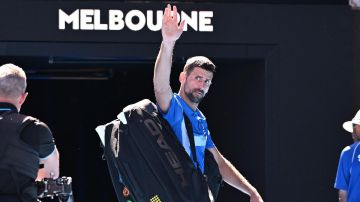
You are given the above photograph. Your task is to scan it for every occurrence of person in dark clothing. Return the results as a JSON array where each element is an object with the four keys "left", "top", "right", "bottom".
[{"left": 0, "top": 63, "right": 59, "bottom": 202}]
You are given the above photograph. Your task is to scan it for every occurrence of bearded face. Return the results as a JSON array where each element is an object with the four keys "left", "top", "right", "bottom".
[
  {"left": 181, "top": 67, "right": 213, "bottom": 104},
  {"left": 184, "top": 87, "right": 205, "bottom": 103}
]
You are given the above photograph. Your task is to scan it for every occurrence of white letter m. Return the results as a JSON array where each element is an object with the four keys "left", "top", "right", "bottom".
[{"left": 58, "top": 9, "right": 79, "bottom": 30}]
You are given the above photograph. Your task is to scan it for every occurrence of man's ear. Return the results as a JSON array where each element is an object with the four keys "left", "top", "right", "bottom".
[
  {"left": 179, "top": 72, "right": 186, "bottom": 83},
  {"left": 18, "top": 92, "right": 28, "bottom": 106}
]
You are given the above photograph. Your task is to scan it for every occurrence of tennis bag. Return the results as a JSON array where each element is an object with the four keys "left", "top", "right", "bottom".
[{"left": 96, "top": 99, "right": 222, "bottom": 202}]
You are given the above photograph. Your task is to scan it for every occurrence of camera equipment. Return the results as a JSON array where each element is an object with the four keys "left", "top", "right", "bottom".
[{"left": 36, "top": 176, "right": 73, "bottom": 202}]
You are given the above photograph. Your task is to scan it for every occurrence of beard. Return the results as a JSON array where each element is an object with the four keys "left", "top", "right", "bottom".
[{"left": 185, "top": 88, "right": 205, "bottom": 104}]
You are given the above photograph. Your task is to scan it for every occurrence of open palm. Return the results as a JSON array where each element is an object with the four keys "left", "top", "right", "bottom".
[{"left": 162, "top": 4, "right": 185, "bottom": 43}]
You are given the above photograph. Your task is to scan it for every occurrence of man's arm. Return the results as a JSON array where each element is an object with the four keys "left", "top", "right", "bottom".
[
  {"left": 208, "top": 147, "right": 264, "bottom": 202},
  {"left": 338, "top": 190, "right": 347, "bottom": 202},
  {"left": 153, "top": 4, "right": 185, "bottom": 113},
  {"left": 21, "top": 120, "right": 60, "bottom": 180},
  {"left": 36, "top": 147, "right": 60, "bottom": 180}
]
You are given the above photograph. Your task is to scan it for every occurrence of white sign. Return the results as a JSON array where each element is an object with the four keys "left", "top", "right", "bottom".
[{"left": 58, "top": 9, "right": 213, "bottom": 32}]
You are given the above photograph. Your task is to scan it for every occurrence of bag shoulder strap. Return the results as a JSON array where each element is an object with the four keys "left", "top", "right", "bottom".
[{"left": 183, "top": 113, "right": 200, "bottom": 169}]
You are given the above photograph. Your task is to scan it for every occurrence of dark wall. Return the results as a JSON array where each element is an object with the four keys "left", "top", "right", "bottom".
[
  {"left": 354, "top": 12, "right": 360, "bottom": 110},
  {"left": 0, "top": 2, "right": 354, "bottom": 202},
  {"left": 203, "top": 60, "right": 266, "bottom": 201}
]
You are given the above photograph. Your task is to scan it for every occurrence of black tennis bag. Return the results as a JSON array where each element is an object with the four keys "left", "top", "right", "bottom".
[{"left": 96, "top": 99, "right": 222, "bottom": 202}]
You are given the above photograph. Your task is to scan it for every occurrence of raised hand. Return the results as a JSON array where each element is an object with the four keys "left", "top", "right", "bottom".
[{"left": 162, "top": 4, "right": 186, "bottom": 43}]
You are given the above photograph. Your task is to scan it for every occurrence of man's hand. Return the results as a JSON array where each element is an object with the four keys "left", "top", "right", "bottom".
[
  {"left": 338, "top": 190, "right": 348, "bottom": 202},
  {"left": 208, "top": 147, "right": 264, "bottom": 201},
  {"left": 36, "top": 147, "right": 60, "bottom": 181},
  {"left": 162, "top": 4, "right": 185, "bottom": 43},
  {"left": 250, "top": 191, "right": 264, "bottom": 202}
]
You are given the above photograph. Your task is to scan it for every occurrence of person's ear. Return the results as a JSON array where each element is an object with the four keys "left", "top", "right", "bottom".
[
  {"left": 18, "top": 92, "right": 28, "bottom": 106},
  {"left": 179, "top": 72, "right": 186, "bottom": 83}
]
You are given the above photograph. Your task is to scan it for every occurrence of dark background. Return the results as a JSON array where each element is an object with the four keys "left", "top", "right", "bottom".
[{"left": 0, "top": 1, "right": 358, "bottom": 202}]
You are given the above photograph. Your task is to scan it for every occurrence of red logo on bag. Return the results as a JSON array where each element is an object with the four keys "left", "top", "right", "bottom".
[{"left": 123, "top": 186, "right": 130, "bottom": 197}]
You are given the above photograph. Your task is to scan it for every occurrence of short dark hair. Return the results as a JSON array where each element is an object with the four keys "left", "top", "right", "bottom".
[{"left": 183, "top": 56, "right": 216, "bottom": 76}]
